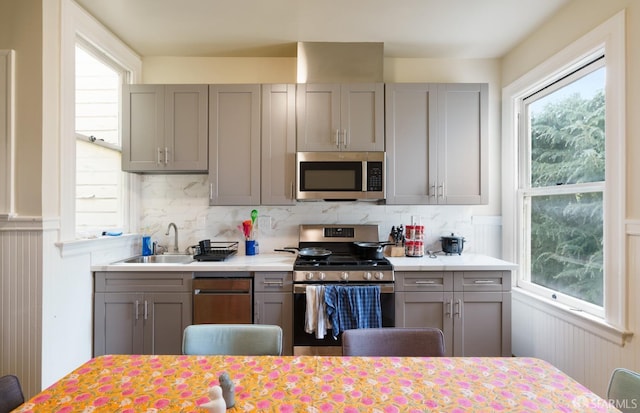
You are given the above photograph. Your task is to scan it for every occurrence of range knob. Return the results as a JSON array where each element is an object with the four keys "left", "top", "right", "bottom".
[
  {"left": 305, "top": 272, "right": 314, "bottom": 281},
  {"left": 375, "top": 272, "right": 385, "bottom": 280},
  {"left": 318, "top": 272, "right": 326, "bottom": 281},
  {"left": 340, "top": 272, "right": 349, "bottom": 281},
  {"left": 363, "top": 272, "right": 372, "bottom": 280}
]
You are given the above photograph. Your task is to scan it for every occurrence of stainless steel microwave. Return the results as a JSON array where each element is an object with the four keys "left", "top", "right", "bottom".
[{"left": 296, "top": 152, "right": 385, "bottom": 201}]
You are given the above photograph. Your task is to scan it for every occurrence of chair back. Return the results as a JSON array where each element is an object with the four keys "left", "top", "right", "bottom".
[
  {"left": 342, "top": 327, "right": 445, "bottom": 357},
  {"left": 607, "top": 368, "right": 640, "bottom": 413},
  {"left": 182, "top": 324, "right": 283, "bottom": 356},
  {"left": 0, "top": 375, "right": 24, "bottom": 413}
]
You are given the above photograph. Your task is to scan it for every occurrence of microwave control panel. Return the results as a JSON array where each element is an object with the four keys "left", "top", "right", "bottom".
[{"left": 366, "top": 161, "right": 384, "bottom": 191}]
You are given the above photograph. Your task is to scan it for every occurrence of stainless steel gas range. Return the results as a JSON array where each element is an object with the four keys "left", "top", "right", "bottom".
[{"left": 291, "top": 224, "right": 395, "bottom": 356}]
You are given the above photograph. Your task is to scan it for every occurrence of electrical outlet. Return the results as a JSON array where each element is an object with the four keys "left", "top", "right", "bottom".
[{"left": 257, "top": 216, "right": 271, "bottom": 232}]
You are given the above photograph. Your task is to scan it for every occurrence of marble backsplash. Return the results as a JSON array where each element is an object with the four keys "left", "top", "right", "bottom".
[{"left": 140, "top": 175, "right": 502, "bottom": 257}]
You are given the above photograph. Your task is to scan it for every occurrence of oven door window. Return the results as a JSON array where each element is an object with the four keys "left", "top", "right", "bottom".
[{"left": 299, "top": 162, "right": 362, "bottom": 192}]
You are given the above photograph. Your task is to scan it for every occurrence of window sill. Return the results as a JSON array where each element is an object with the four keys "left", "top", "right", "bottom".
[
  {"left": 512, "top": 287, "right": 633, "bottom": 346},
  {"left": 55, "top": 233, "right": 139, "bottom": 258}
]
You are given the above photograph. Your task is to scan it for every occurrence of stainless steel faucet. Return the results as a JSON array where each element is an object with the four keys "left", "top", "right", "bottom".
[{"left": 165, "top": 222, "right": 179, "bottom": 253}]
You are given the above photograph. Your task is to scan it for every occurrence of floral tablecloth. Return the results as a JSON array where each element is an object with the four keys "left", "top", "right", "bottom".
[{"left": 15, "top": 354, "right": 618, "bottom": 412}]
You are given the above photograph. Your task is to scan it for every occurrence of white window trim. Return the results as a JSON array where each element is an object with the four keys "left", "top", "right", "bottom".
[
  {"left": 502, "top": 10, "right": 629, "bottom": 342},
  {"left": 59, "top": 0, "right": 142, "bottom": 242}
]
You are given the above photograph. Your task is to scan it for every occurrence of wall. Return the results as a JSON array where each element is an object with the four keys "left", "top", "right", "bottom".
[
  {"left": 0, "top": 0, "right": 43, "bottom": 216},
  {"left": 0, "top": 0, "right": 45, "bottom": 399},
  {"left": 140, "top": 57, "right": 503, "bottom": 255},
  {"left": 502, "top": 0, "right": 640, "bottom": 397}
]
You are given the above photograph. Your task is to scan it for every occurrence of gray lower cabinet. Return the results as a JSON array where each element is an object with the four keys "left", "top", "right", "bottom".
[
  {"left": 253, "top": 272, "right": 293, "bottom": 355},
  {"left": 93, "top": 272, "right": 192, "bottom": 356},
  {"left": 395, "top": 271, "right": 511, "bottom": 357}
]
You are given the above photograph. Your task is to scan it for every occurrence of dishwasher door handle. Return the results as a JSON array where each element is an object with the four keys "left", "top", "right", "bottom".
[{"left": 194, "top": 289, "right": 251, "bottom": 294}]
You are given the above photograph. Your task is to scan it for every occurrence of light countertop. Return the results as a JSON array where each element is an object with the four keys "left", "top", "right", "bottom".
[
  {"left": 387, "top": 253, "right": 517, "bottom": 271},
  {"left": 92, "top": 252, "right": 515, "bottom": 272}
]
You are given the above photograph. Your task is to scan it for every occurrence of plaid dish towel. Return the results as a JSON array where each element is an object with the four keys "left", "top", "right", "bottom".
[{"left": 325, "top": 285, "right": 382, "bottom": 338}]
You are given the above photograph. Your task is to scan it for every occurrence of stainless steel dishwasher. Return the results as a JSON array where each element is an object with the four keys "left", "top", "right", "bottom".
[{"left": 193, "top": 273, "right": 253, "bottom": 324}]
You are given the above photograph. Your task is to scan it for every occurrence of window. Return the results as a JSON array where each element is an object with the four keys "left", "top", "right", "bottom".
[
  {"left": 503, "top": 11, "right": 626, "bottom": 335},
  {"left": 75, "top": 42, "right": 126, "bottom": 237},
  {"left": 520, "top": 59, "right": 605, "bottom": 315}
]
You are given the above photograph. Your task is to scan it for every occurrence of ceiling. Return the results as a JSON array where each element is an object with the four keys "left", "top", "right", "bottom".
[{"left": 74, "top": 0, "right": 570, "bottom": 59}]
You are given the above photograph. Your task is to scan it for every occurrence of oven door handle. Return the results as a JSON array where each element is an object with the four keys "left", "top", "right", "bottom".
[{"left": 293, "top": 284, "right": 394, "bottom": 294}]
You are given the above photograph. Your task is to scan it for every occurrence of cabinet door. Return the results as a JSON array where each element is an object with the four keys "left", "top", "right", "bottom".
[
  {"left": 209, "top": 84, "right": 261, "bottom": 205},
  {"left": 261, "top": 84, "right": 296, "bottom": 205},
  {"left": 341, "top": 83, "right": 384, "bottom": 151},
  {"left": 143, "top": 292, "right": 192, "bottom": 355},
  {"left": 296, "top": 84, "right": 341, "bottom": 151},
  {"left": 122, "top": 84, "right": 164, "bottom": 172},
  {"left": 94, "top": 292, "right": 144, "bottom": 356},
  {"left": 385, "top": 83, "right": 438, "bottom": 204},
  {"left": 395, "top": 291, "right": 454, "bottom": 356},
  {"left": 436, "top": 83, "right": 488, "bottom": 204},
  {"left": 453, "top": 291, "right": 511, "bottom": 357},
  {"left": 164, "top": 85, "right": 208, "bottom": 171},
  {"left": 254, "top": 292, "right": 293, "bottom": 355}
]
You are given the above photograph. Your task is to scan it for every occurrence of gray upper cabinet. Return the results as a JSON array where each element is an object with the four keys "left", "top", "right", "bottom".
[
  {"left": 296, "top": 83, "right": 384, "bottom": 151},
  {"left": 122, "top": 84, "right": 208, "bottom": 173},
  {"left": 208, "top": 84, "right": 261, "bottom": 205},
  {"left": 385, "top": 83, "right": 488, "bottom": 205},
  {"left": 261, "top": 84, "right": 296, "bottom": 205}
]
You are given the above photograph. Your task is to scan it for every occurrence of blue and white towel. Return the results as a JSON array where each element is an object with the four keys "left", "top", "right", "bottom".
[{"left": 324, "top": 285, "right": 382, "bottom": 338}]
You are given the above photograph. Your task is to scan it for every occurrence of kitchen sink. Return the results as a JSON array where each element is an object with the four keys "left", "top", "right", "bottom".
[{"left": 121, "top": 254, "right": 194, "bottom": 264}]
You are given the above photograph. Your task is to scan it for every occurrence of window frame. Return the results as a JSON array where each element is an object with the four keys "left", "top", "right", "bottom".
[
  {"left": 518, "top": 57, "right": 606, "bottom": 316},
  {"left": 60, "top": 0, "right": 142, "bottom": 242},
  {"left": 502, "top": 11, "right": 628, "bottom": 341}
]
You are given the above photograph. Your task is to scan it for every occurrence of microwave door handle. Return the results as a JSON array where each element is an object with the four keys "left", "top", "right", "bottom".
[{"left": 362, "top": 162, "right": 367, "bottom": 192}]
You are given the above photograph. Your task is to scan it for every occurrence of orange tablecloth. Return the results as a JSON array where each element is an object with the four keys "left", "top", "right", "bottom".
[{"left": 15, "top": 354, "right": 617, "bottom": 412}]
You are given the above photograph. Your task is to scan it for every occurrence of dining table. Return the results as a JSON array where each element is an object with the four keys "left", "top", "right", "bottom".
[{"left": 13, "top": 354, "right": 618, "bottom": 412}]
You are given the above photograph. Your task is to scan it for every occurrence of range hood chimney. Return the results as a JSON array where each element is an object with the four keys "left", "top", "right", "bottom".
[{"left": 297, "top": 42, "right": 384, "bottom": 83}]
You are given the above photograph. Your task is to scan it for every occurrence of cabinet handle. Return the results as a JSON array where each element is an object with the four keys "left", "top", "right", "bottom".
[
  {"left": 156, "top": 148, "right": 162, "bottom": 166},
  {"left": 335, "top": 129, "right": 340, "bottom": 148},
  {"left": 343, "top": 129, "right": 348, "bottom": 148},
  {"left": 454, "top": 299, "right": 462, "bottom": 318},
  {"left": 144, "top": 300, "right": 149, "bottom": 320},
  {"left": 209, "top": 184, "right": 213, "bottom": 200},
  {"left": 135, "top": 300, "right": 140, "bottom": 320},
  {"left": 164, "top": 147, "right": 169, "bottom": 165},
  {"left": 263, "top": 281, "right": 284, "bottom": 287},
  {"left": 446, "top": 299, "right": 453, "bottom": 318},
  {"left": 415, "top": 280, "right": 436, "bottom": 284},
  {"left": 430, "top": 183, "right": 436, "bottom": 198},
  {"left": 474, "top": 280, "right": 496, "bottom": 284},
  {"left": 438, "top": 182, "right": 445, "bottom": 198}
]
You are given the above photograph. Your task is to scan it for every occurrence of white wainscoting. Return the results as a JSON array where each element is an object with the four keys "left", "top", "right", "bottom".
[
  {"left": 0, "top": 221, "right": 43, "bottom": 399},
  {"left": 512, "top": 222, "right": 640, "bottom": 397}
]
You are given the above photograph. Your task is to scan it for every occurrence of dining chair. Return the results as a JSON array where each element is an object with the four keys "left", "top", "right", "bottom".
[
  {"left": 0, "top": 374, "right": 24, "bottom": 413},
  {"left": 341, "top": 327, "right": 446, "bottom": 357},
  {"left": 182, "top": 324, "right": 283, "bottom": 356},
  {"left": 607, "top": 367, "right": 640, "bottom": 413}
]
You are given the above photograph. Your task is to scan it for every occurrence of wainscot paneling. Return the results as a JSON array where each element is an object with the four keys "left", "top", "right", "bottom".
[{"left": 0, "top": 221, "right": 42, "bottom": 399}]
